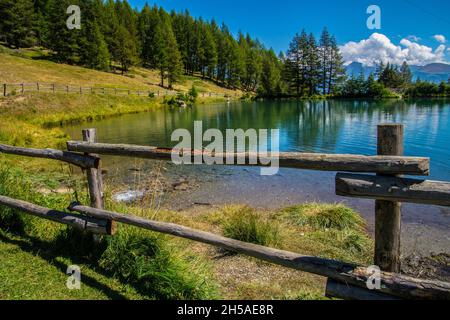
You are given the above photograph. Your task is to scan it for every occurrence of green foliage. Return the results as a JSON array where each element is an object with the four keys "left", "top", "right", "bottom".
[
  {"left": 284, "top": 28, "right": 345, "bottom": 97},
  {"left": 405, "top": 80, "right": 450, "bottom": 97},
  {"left": 0, "top": 0, "right": 37, "bottom": 48},
  {"left": 221, "top": 206, "right": 280, "bottom": 246},
  {"left": 164, "top": 86, "right": 198, "bottom": 106},
  {"left": 340, "top": 73, "right": 398, "bottom": 98},
  {"left": 99, "top": 228, "right": 217, "bottom": 300}
]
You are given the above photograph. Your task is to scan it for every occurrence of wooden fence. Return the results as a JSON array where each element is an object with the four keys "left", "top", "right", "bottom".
[
  {"left": 1, "top": 82, "right": 234, "bottom": 98},
  {"left": 1, "top": 124, "right": 450, "bottom": 300}
]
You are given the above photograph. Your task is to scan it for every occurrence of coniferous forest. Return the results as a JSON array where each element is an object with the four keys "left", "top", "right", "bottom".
[{"left": 1, "top": 0, "right": 449, "bottom": 97}]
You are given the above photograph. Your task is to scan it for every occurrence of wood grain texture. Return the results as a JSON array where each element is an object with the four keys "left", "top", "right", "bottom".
[
  {"left": 375, "top": 124, "right": 403, "bottom": 273},
  {"left": 0, "top": 144, "right": 99, "bottom": 169},
  {"left": 336, "top": 173, "right": 450, "bottom": 206},
  {"left": 0, "top": 195, "right": 108, "bottom": 234},
  {"left": 66, "top": 141, "right": 430, "bottom": 175}
]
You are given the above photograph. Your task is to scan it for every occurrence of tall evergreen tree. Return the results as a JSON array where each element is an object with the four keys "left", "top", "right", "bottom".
[
  {"left": 318, "top": 28, "right": 332, "bottom": 95},
  {"left": 400, "top": 61, "right": 413, "bottom": 85},
  {"left": 0, "top": 0, "right": 37, "bottom": 48},
  {"left": 44, "top": 0, "right": 81, "bottom": 63},
  {"left": 305, "top": 33, "right": 320, "bottom": 95},
  {"left": 285, "top": 30, "right": 309, "bottom": 96},
  {"left": 327, "top": 36, "right": 346, "bottom": 94}
]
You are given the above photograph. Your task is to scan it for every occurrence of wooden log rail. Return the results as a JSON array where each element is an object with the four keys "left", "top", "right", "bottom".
[
  {"left": 336, "top": 173, "right": 450, "bottom": 206},
  {"left": 0, "top": 144, "right": 99, "bottom": 169},
  {"left": 67, "top": 202, "right": 450, "bottom": 300},
  {"left": 0, "top": 195, "right": 108, "bottom": 234},
  {"left": 66, "top": 141, "right": 430, "bottom": 176}
]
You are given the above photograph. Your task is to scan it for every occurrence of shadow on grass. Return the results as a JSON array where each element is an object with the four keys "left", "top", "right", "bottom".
[{"left": 0, "top": 230, "right": 129, "bottom": 300}]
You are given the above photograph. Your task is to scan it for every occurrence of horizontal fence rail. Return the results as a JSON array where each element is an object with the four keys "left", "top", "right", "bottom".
[
  {"left": 66, "top": 141, "right": 430, "bottom": 176},
  {"left": 1, "top": 82, "right": 234, "bottom": 98},
  {"left": 336, "top": 173, "right": 450, "bottom": 207},
  {"left": 0, "top": 195, "right": 109, "bottom": 234},
  {"left": 0, "top": 144, "right": 99, "bottom": 169},
  {"left": 67, "top": 202, "right": 450, "bottom": 300}
]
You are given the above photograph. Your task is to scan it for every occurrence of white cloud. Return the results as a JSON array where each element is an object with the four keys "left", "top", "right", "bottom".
[
  {"left": 340, "top": 33, "right": 447, "bottom": 66},
  {"left": 433, "top": 34, "right": 446, "bottom": 43},
  {"left": 407, "top": 35, "right": 421, "bottom": 42}
]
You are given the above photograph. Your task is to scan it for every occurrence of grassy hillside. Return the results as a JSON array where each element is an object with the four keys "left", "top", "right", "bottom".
[
  {"left": 0, "top": 47, "right": 240, "bottom": 96},
  {"left": 0, "top": 48, "right": 240, "bottom": 151}
]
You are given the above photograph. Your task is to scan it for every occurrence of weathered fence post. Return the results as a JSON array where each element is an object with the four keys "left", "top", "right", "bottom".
[
  {"left": 375, "top": 124, "right": 403, "bottom": 272},
  {"left": 3, "top": 84, "right": 6, "bottom": 96},
  {"left": 82, "top": 129, "right": 116, "bottom": 235},
  {"left": 21, "top": 83, "right": 24, "bottom": 94},
  {"left": 37, "top": 82, "right": 40, "bottom": 92},
  {"left": 82, "top": 129, "right": 103, "bottom": 209},
  {"left": 52, "top": 84, "right": 55, "bottom": 93}
]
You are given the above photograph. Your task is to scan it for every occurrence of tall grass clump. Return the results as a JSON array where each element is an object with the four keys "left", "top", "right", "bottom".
[
  {"left": 99, "top": 227, "right": 217, "bottom": 300},
  {"left": 280, "top": 203, "right": 373, "bottom": 264},
  {"left": 221, "top": 206, "right": 281, "bottom": 247},
  {"left": 281, "top": 203, "right": 365, "bottom": 231}
]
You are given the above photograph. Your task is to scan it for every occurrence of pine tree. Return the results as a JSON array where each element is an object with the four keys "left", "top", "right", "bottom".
[
  {"left": 199, "top": 22, "right": 218, "bottom": 78},
  {"left": 286, "top": 30, "right": 309, "bottom": 96},
  {"left": 319, "top": 28, "right": 332, "bottom": 95},
  {"left": 375, "top": 61, "right": 385, "bottom": 80},
  {"left": 306, "top": 33, "right": 320, "bottom": 95},
  {"left": 400, "top": 61, "right": 413, "bottom": 85},
  {"left": 44, "top": 0, "right": 81, "bottom": 64},
  {"left": 78, "top": 1, "right": 110, "bottom": 71},
  {"left": 163, "top": 15, "right": 183, "bottom": 88},
  {"left": 258, "top": 49, "right": 282, "bottom": 97},
  {"left": 102, "top": 0, "right": 121, "bottom": 69},
  {"left": 0, "top": 0, "right": 37, "bottom": 48},
  {"left": 327, "top": 36, "right": 346, "bottom": 94}
]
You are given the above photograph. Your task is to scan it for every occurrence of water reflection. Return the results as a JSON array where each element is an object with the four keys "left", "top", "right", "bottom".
[{"left": 65, "top": 99, "right": 450, "bottom": 181}]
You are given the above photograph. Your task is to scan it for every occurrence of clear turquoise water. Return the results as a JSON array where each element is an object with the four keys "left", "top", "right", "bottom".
[{"left": 65, "top": 99, "right": 450, "bottom": 181}]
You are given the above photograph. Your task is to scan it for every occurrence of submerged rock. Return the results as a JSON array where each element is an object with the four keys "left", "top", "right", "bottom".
[{"left": 113, "top": 190, "right": 144, "bottom": 203}]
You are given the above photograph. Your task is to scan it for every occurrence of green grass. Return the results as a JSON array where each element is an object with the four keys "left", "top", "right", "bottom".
[
  {"left": 220, "top": 206, "right": 281, "bottom": 247},
  {"left": 280, "top": 203, "right": 366, "bottom": 231},
  {"left": 278, "top": 203, "right": 373, "bottom": 264},
  {"left": 100, "top": 227, "right": 217, "bottom": 300},
  {"left": 0, "top": 164, "right": 374, "bottom": 299},
  {"left": 0, "top": 165, "right": 218, "bottom": 300}
]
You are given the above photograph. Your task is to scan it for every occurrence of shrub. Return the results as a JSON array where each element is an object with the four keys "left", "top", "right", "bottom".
[
  {"left": 99, "top": 228, "right": 217, "bottom": 300},
  {"left": 221, "top": 206, "right": 280, "bottom": 247}
]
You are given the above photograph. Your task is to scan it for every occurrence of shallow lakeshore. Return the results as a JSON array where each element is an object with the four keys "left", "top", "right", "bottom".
[{"left": 64, "top": 99, "right": 450, "bottom": 258}]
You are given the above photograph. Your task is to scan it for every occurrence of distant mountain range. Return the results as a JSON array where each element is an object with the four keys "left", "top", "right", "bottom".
[{"left": 345, "top": 62, "right": 450, "bottom": 83}]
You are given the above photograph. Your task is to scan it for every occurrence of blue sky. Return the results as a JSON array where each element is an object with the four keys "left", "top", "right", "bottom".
[{"left": 128, "top": 0, "right": 450, "bottom": 65}]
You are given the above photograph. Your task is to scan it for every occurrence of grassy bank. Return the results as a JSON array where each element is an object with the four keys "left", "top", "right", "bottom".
[{"left": 0, "top": 165, "right": 373, "bottom": 300}]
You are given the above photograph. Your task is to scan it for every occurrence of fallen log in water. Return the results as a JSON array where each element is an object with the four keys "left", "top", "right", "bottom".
[
  {"left": 336, "top": 173, "right": 450, "bottom": 206},
  {"left": 68, "top": 202, "right": 450, "bottom": 300},
  {"left": 0, "top": 144, "right": 99, "bottom": 169},
  {"left": 0, "top": 195, "right": 108, "bottom": 234},
  {"left": 66, "top": 141, "right": 430, "bottom": 176}
]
